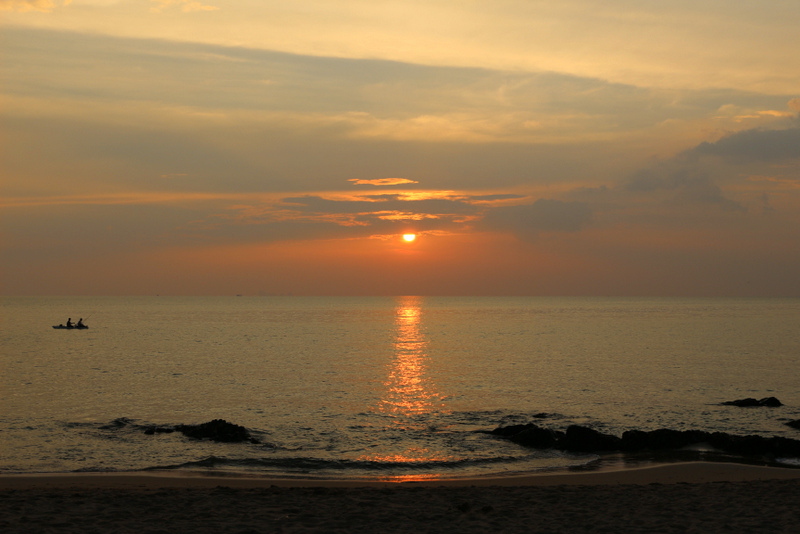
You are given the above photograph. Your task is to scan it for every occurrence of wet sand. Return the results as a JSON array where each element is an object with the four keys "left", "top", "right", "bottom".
[{"left": 2, "top": 463, "right": 799, "bottom": 533}]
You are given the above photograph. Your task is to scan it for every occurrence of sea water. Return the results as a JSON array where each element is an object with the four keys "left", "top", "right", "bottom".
[{"left": 1, "top": 296, "right": 799, "bottom": 480}]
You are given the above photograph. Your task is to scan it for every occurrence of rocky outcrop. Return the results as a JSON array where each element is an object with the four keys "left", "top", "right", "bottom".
[
  {"left": 487, "top": 423, "right": 800, "bottom": 459},
  {"left": 492, "top": 424, "right": 562, "bottom": 449},
  {"left": 175, "top": 419, "right": 259, "bottom": 443},
  {"left": 143, "top": 426, "right": 174, "bottom": 435},
  {"left": 561, "top": 425, "right": 622, "bottom": 452},
  {"left": 721, "top": 397, "right": 783, "bottom": 407},
  {"left": 619, "top": 428, "right": 710, "bottom": 451}
]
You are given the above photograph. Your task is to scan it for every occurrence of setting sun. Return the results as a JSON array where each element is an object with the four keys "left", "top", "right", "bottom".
[{"left": 402, "top": 234, "right": 417, "bottom": 243}]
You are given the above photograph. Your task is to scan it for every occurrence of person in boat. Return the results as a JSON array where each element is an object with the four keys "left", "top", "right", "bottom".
[
  {"left": 76, "top": 318, "right": 84, "bottom": 328},
  {"left": 66, "top": 318, "right": 73, "bottom": 328}
]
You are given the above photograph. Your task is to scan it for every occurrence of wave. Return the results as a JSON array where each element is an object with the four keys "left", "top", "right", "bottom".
[
  {"left": 60, "top": 414, "right": 800, "bottom": 478},
  {"left": 142, "top": 453, "right": 555, "bottom": 473}
]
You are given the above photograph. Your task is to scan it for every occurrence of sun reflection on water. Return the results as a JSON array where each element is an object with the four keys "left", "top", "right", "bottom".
[
  {"left": 357, "top": 297, "right": 452, "bottom": 476},
  {"left": 379, "top": 296, "right": 442, "bottom": 417},
  {"left": 373, "top": 473, "right": 444, "bottom": 483}
]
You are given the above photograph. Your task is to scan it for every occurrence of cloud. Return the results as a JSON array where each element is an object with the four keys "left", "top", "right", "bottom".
[
  {"left": 623, "top": 163, "right": 745, "bottom": 212},
  {"left": 6, "top": 27, "right": 795, "bottom": 151},
  {"left": 692, "top": 126, "right": 800, "bottom": 162},
  {"left": 747, "top": 175, "right": 800, "bottom": 190},
  {"left": 168, "top": 191, "right": 494, "bottom": 245},
  {"left": 623, "top": 162, "right": 740, "bottom": 205},
  {"left": 0, "top": 0, "right": 69, "bottom": 11},
  {"left": 4, "top": 1, "right": 799, "bottom": 93},
  {"left": 280, "top": 194, "right": 480, "bottom": 218},
  {"left": 621, "top": 124, "right": 800, "bottom": 212},
  {"left": 150, "top": 0, "right": 218, "bottom": 13},
  {"left": 468, "top": 194, "right": 528, "bottom": 202},
  {"left": 348, "top": 178, "right": 419, "bottom": 186},
  {"left": 481, "top": 199, "right": 592, "bottom": 239}
]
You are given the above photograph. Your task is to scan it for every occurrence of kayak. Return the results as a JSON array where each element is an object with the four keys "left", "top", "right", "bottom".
[{"left": 52, "top": 325, "right": 89, "bottom": 329}]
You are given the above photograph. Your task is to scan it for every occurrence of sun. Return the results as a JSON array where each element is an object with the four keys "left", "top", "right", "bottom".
[{"left": 402, "top": 233, "right": 417, "bottom": 243}]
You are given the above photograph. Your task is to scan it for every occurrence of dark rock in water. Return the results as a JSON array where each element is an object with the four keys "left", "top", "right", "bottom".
[
  {"left": 771, "top": 436, "right": 800, "bottom": 457},
  {"left": 708, "top": 432, "right": 764, "bottom": 456},
  {"left": 721, "top": 397, "right": 783, "bottom": 407},
  {"left": 621, "top": 428, "right": 711, "bottom": 451},
  {"left": 487, "top": 424, "right": 537, "bottom": 438},
  {"left": 706, "top": 432, "right": 800, "bottom": 457},
  {"left": 143, "top": 426, "right": 175, "bottom": 435},
  {"left": 562, "top": 425, "right": 622, "bottom": 452},
  {"left": 785, "top": 420, "right": 800, "bottom": 430},
  {"left": 506, "top": 424, "right": 562, "bottom": 449},
  {"left": 488, "top": 421, "right": 800, "bottom": 460},
  {"left": 618, "top": 429, "right": 650, "bottom": 451},
  {"left": 176, "top": 419, "right": 258, "bottom": 443},
  {"left": 722, "top": 398, "right": 760, "bottom": 407}
]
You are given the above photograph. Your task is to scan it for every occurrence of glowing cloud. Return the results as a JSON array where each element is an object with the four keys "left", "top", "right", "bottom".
[{"left": 349, "top": 178, "right": 420, "bottom": 186}]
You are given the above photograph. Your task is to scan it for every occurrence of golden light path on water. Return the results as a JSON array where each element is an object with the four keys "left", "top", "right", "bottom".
[
  {"left": 383, "top": 296, "right": 437, "bottom": 416},
  {"left": 359, "top": 296, "right": 453, "bottom": 481}
]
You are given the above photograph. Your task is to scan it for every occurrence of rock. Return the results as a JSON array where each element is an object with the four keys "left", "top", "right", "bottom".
[
  {"left": 708, "top": 432, "right": 767, "bottom": 456},
  {"left": 143, "top": 426, "right": 174, "bottom": 435},
  {"left": 771, "top": 436, "right": 800, "bottom": 457},
  {"left": 487, "top": 424, "right": 562, "bottom": 448},
  {"left": 176, "top": 419, "right": 258, "bottom": 443},
  {"left": 785, "top": 420, "right": 800, "bottom": 430},
  {"left": 704, "top": 432, "right": 800, "bottom": 457},
  {"left": 721, "top": 398, "right": 760, "bottom": 407},
  {"left": 561, "top": 425, "right": 622, "bottom": 452},
  {"left": 621, "top": 428, "right": 711, "bottom": 451},
  {"left": 487, "top": 424, "right": 534, "bottom": 438},
  {"left": 618, "top": 429, "right": 650, "bottom": 451},
  {"left": 487, "top": 421, "right": 800, "bottom": 460},
  {"left": 512, "top": 424, "right": 562, "bottom": 449},
  {"left": 721, "top": 397, "right": 783, "bottom": 407}
]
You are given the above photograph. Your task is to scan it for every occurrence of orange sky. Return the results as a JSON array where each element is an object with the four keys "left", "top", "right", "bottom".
[{"left": 2, "top": 1, "right": 799, "bottom": 296}]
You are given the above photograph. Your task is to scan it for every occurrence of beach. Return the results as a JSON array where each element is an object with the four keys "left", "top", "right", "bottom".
[{"left": 2, "top": 463, "right": 799, "bottom": 533}]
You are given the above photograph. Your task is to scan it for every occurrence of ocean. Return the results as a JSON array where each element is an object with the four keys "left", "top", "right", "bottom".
[{"left": 2, "top": 296, "right": 799, "bottom": 481}]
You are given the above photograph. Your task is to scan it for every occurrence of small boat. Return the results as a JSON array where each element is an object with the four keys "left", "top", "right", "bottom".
[{"left": 52, "top": 324, "right": 89, "bottom": 329}]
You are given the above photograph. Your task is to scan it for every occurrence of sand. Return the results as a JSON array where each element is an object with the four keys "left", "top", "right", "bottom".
[{"left": 2, "top": 463, "right": 799, "bottom": 533}]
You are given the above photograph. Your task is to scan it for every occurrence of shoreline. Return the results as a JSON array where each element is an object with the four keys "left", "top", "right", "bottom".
[
  {"left": 3, "top": 461, "right": 800, "bottom": 489},
  {"left": 3, "top": 463, "right": 800, "bottom": 533}
]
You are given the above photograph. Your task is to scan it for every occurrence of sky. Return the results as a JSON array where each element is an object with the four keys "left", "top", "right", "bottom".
[{"left": 2, "top": 0, "right": 799, "bottom": 296}]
